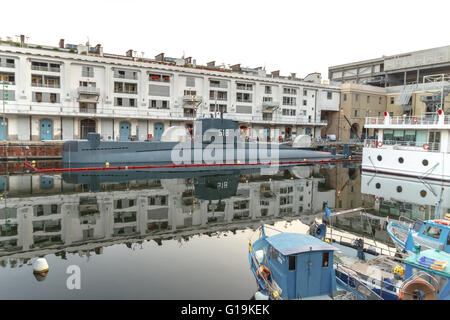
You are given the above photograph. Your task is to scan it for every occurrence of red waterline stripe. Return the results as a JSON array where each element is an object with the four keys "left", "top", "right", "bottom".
[{"left": 24, "top": 158, "right": 361, "bottom": 173}]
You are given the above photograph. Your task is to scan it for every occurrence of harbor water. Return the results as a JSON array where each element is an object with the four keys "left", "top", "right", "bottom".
[{"left": 0, "top": 162, "right": 443, "bottom": 299}]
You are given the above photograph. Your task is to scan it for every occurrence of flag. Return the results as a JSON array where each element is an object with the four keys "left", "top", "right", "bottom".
[
  {"left": 404, "top": 230, "right": 415, "bottom": 252},
  {"left": 325, "top": 205, "right": 332, "bottom": 218}
]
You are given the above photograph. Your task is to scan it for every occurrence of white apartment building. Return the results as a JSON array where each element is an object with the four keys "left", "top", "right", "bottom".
[{"left": 0, "top": 38, "right": 340, "bottom": 142}]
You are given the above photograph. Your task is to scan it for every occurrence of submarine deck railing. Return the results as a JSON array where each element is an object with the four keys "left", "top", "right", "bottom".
[{"left": 24, "top": 157, "right": 361, "bottom": 174}]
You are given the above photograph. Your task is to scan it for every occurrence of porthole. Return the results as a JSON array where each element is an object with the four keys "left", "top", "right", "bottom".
[
  {"left": 398, "top": 157, "right": 404, "bottom": 164},
  {"left": 375, "top": 183, "right": 381, "bottom": 189},
  {"left": 422, "top": 159, "right": 429, "bottom": 166},
  {"left": 397, "top": 186, "right": 402, "bottom": 193},
  {"left": 377, "top": 155, "right": 382, "bottom": 161},
  {"left": 420, "top": 190, "right": 427, "bottom": 198}
]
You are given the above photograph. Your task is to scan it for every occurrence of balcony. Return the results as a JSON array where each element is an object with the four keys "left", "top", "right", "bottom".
[
  {"left": 262, "top": 101, "right": 280, "bottom": 111},
  {"left": 114, "top": 89, "right": 137, "bottom": 94},
  {"left": 31, "top": 82, "right": 60, "bottom": 88},
  {"left": 77, "top": 87, "right": 100, "bottom": 95},
  {"left": 31, "top": 65, "right": 60, "bottom": 72},
  {"left": 114, "top": 73, "right": 138, "bottom": 80},
  {"left": 183, "top": 95, "right": 202, "bottom": 102},
  {"left": 0, "top": 62, "right": 15, "bottom": 68},
  {"left": 79, "top": 103, "right": 97, "bottom": 114},
  {"left": 210, "top": 82, "right": 228, "bottom": 89},
  {"left": 149, "top": 75, "right": 170, "bottom": 83}
]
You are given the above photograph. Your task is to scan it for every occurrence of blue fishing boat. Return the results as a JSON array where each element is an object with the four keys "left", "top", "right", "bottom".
[
  {"left": 248, "top": 224, "right": 382, "bottom": 300},
  {"left": 387, "top": 218, "right": 450, "bottom": 253}
]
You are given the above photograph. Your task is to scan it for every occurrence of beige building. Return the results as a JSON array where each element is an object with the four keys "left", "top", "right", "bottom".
[{"left": 327, "top": 83, "right": 387, "bottom": 140}]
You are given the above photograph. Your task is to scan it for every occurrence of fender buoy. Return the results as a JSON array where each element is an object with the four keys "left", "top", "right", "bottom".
[
  {"left": 412, "top": 117, "right": 419, "bottom": 123},
  {"left": 377, "top": 141, "right": 383, "bottom": 148},
  {"left": 423, "top": 144, "right": 429, "bottom": 150},
  {"left": 435, "top": 219, "right": 450, "bottom": 226}
]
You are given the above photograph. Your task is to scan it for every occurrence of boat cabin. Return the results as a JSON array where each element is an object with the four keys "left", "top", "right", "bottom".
[
  {"left": 250, "top": 231, "right": 338, "bottom": 299},
  {"left": 412, "top": 219, "right": 450, "bottom": 253}
]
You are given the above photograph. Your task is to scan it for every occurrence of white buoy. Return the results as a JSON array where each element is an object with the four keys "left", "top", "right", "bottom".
[
  {"left": 33, "top": 258, "right": 49, "bottom": 273},
  {"left": 254, "top": 291, "right": 270, "bottom": 300}
]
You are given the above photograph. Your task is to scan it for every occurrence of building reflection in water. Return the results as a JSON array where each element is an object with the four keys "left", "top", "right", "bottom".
[{"left": 0, "top": 165, "right": 341, "bottom": 269}]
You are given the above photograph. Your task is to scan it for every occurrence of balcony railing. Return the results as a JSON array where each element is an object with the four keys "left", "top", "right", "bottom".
[
  {"left": 79, "top": 106, "right": 97, "bottom": 114},
  {"left": 77, "top": 87, "right": 100, "bottom": 95},
  {"left": 236, "top": 86, "right": 252, "bottom": 91},
  {"left": 262, "top": 101, "right": 279, "bottom": 108},
  {"left": 183, "top": 95, "right": 202, "bottom": 102},
  {"left": 31, "top": 83, "right": 60, "bottom": 88},
  {"left": 210, "top": 82, "right": 228, "bottom": 89},
  {"left": 114, "top": 73, "right": 138, "bottom": 80},
  {"left": 114, "top": 89, "right": 137, "bottom": 94},
  {"left": 0, "top": 62, "right": 15, "bottom": 68},
  {"left": 365, "top": 115, "right": 450, "bottom": 126},
  {"left": 364, "top": 139, "right": 440, "bottom": 152},
  {"left": 149, "top": 76, "right": 170, "bottom": 83},
  {"left": 31, "top": 65, "right": 60, "bottom": 72}
]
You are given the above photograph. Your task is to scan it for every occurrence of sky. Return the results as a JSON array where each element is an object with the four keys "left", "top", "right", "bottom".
[{"left": 2, "top": 0, "right": 449, "bottom": 80}]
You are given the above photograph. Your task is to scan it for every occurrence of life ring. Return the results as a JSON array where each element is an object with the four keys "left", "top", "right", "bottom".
[
  {"left": 377, "top": 141, "right": 383, "bottom": 148},
  {"left": 423, "top": 144, "right": 429, "bottom": 150},
  {"left": 412, "top": 117, "right": 419, "bottom": 123},
  {"left": 419, "top": 206, "right": 426, "bottom": 212}
]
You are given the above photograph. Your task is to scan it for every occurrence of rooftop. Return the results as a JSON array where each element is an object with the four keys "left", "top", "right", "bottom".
[
  {"left": 0, "top": 35, "right": 326, "bottom": 85},
  {"left": 266, "top": 232, "right": 337, "bottom": 256}
]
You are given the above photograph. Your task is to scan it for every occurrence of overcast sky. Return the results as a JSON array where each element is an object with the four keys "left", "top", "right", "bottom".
[{"left": 2, "top": 0, "right": 449, "bottom": 80}]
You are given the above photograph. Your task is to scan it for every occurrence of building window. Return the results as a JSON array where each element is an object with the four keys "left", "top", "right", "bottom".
[
  {"left": 236, "top": 82, "right": 253, "bottom": 91},
  {"left": 354, "top": 109, "right": 358, "bottom": 117},
  {"left": 282, "top": 96, "right": 296, "bottom": 106},
  {"left": 327, "top": 91, "right": 332, "bottom": 100},
  {"left": 282, "top": 109, "right": 296, "bottom": 116},
  {"left": 367, "top": 96, "right": 370, "bottom": 103},
  {"left": 303, "top": 89, "right": 307, "bottom": 96},
  {"left": 379, "top": 97, "right": 382, "bottom": 104},
  {"left": 283, "top": 87, "right": 297, "bottom": 95},
  {"left": 390, "top": 97, "right": 394, "bottom": 104},
  {"left": 303, "top": 100, "right": 307, "bottom": 106},
  {"left": 265, "top": 86, "right": 272, "bottom": 94},
  {"left": 343, "top": 93, "right": 347, "bottom": 101},
  {"left": 236, "top": 92, "right": 252, "bottom": 103},
  {"left": 355, "top": 94, "right": 359, "bottom": 102}
]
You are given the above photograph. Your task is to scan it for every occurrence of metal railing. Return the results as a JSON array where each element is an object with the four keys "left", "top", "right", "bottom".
[
  {"left": 210, "top": 83, "right": 228, "bottom": 89},
  {"left": 236, "top": 86, "right": 253, "bottom": 91},
  {"left": 366, "top": 115, "right": 450, "bottom": 126},
  {"left": 77, "top": 87, "right": 100, "bottom": 95},
  {"left": 114, "top": 73, "right": 138, "bottom": 80},
  {"left": 149, "top": 76, "right": 170, "bottom": 83},
  {"left": 81, "top": 71, "right": 94, "bottom": 78},
  {"left": 183, "top": 95, "right": 202, "bottom": 102},
  {"left": 364, "top": 139, "right": 440, "bottom": 152},
  {"left": 31, "top": 65, "right": 60, "bottom": 72},
  {"left": 327, "top": 232, "right": 394, "bottom": 256},
  {"left": 0, "top": 62, "right": 15, "bottom": 68},
  {"left": 31, "top": 83, "right": 61, "bottom": 88},
  {"left": 114, "top": 89, "right": 138, "bottom": 94}
]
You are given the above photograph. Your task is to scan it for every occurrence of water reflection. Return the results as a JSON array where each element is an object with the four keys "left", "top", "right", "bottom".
[{"left": 0, "top": 165, "right": 346, "bottom": 270}]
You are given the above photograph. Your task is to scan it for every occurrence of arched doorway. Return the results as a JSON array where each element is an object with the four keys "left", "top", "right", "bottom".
[
  {"left": 350, "top": 123, "right": 359, "bottom": 139},
  {"left": 154, "top": 123, "right": 164, "bottom": 141},
  {"left": 119, "top": 121, "right": 131, "bottom": 141},
  {"left": 80, "top": 119, "right": 96, "bottom": 139}
]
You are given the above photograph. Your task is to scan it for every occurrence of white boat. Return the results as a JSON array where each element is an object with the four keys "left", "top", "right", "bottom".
[{"left": 362, "top": 110, "right": 450, "bottom": 182}]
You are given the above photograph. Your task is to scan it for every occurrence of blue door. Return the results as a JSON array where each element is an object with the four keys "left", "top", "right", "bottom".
[
  {"left": 119, "top": 121, "right": 131, "bottom": 141},
  {"left": 305, "top": 128, "right": 311, "bottom": 136},
  {"left": 0, "top": 119, "right": 7, "bottom": 141},
  {"left": 40, "top": 120, "right": 53, "bottom": 140},
  {"left": 0, "top": 176, "right": 7, "bottom": 191},
  {"left": 154, "top": 123, "right": 164, "bottom": 141}
]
